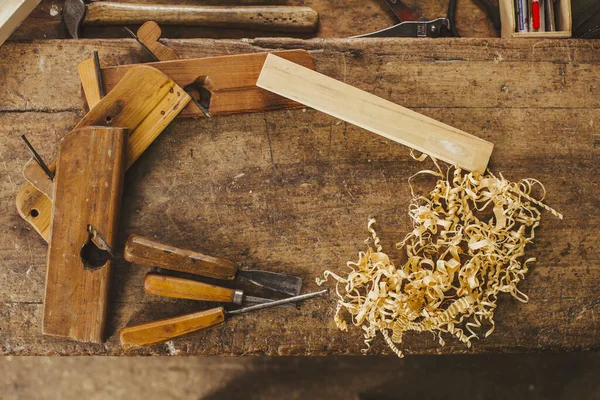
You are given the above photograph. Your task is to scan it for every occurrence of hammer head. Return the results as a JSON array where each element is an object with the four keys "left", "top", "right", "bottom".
[{"left": 63, "top": 0, "right": 87, "bottom": 39}]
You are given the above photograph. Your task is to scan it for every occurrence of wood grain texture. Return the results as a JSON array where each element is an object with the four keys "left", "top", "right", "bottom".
[
  {"left": 120, "top": 307, "right": 226, "bottom": 347},
  {"left": 257, "top": 54, "right": 493, "bottom": 173},
  {"left": 17, "top": 65, "right": 191, "bottom": 241},
  {"left": 85, "top": 3, "right": 319, "bottom": 33},
  {"left": 137, "top": 21, "right": 179, "bottom": 61},
  {"left": 43, "top": 126, "right": 127, "bottom": 343},
  {"left": 1, "top": 38, "right": 599, "bottom": 355},
  {"left": 7, "top": 0, "right": 500, "bottom": 40},
  {"left": 97, "top": 50, "right": 315, "bottom": 118},
  {"left": 144, "top": 274, "right": 237, "bottom": 303},
  {"left": 125, "top": 234, "right": 238, "bottom": 280}
]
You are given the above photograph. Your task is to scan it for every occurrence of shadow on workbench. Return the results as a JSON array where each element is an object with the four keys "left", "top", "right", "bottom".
[{"left": 1, "top": 353, "right": 599, "bottom": 399}]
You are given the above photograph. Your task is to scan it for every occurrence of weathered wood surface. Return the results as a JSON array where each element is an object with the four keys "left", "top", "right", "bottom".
[
  {"left": 1, "top": 38, "right": 599, "bottom": 355},
  {"left": 9, "top": 0, "right": 500, "bottom": 41}
]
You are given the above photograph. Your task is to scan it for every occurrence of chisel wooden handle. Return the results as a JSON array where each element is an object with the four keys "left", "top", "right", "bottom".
[
  {"left": 120, "top": 307, "right": 225, "bottom": 346},
  {"left": 85, "top": 3, "right": 319, "bottom": 33},
  {"left": 144, "top": 274, "right": 237, "bottom": 303},
  {"left": 124, "top": 234, "right": 238, "bottom": 280}
]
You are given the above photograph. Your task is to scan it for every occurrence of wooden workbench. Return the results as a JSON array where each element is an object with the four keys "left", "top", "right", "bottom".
[{"left": 1, "top": 37, "right": 599, "bottom": 356}]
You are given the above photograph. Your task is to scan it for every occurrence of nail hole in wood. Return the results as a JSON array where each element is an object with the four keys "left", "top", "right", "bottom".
[{"left": 80, "top": 235, "right": 111, "bottom": 270}]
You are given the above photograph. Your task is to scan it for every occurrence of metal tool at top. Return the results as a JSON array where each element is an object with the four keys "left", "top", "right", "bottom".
[
  {"left": 353, "top": 0, "right": 452, "bottom": 38},
  {"left": 124, "top": 234, "right": 303, "bottom": 296},
  {"left": 120, "top": 289, "right": 328, "bottom": 346},
  {"left": 353, "top": 0, "right": 500, "bottom": 38}
]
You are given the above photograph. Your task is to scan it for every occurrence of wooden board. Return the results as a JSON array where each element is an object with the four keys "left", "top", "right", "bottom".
[
  {"left": 95, "top": 50, "right": 316, "bottom": 118},
  {"left": 1, "top": 38, "right": 599, "bottom": 356},
  {"left": 7, "top": 0, "right": 501, "bottom": 41},
  {"left": 0, "top": 0, "right": 41, "bottom": 46},
  {"left": 257, "top": 54, "right": 493, "bottom": 173},
  {"left": 16, "top": 65, "right": 191, "bottom": 241},
  {"left": 43, "top": 126, "right": 127, "bottom": 343}
]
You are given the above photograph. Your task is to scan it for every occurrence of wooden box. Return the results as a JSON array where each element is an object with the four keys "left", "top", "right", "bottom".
[{"left": 499, "top": 0, "right": 572, "bottom": 38}]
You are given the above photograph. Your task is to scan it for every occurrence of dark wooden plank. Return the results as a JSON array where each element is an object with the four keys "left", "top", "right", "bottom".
[{"left": 0, "top": 38, "right": 599, "bottom": 355}]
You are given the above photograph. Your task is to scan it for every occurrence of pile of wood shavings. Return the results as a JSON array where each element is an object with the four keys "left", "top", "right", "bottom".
[{"left": 317, "top": 162, "right": 562, "bottom": 357}]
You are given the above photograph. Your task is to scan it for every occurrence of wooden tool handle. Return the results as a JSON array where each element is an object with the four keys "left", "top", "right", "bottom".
[
  {"left": 144, "top": 273, "right": 237, "bottom": 303},
  {"left": 120, "top": 307, "right": 225, "bottom": 346},
  {"left": 85, "top": 3, "right": 319, "bottom": 33},
  {"left": 124, "top": 234, "right": 238, "bottom": 280},
  {"left": 137, "top": 21, "right": 179, "bottom": 62}
]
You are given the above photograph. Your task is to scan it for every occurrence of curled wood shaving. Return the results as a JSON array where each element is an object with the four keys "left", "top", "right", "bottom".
[{"left": 317, "top": 163, "right": 562, "bottom": 357}]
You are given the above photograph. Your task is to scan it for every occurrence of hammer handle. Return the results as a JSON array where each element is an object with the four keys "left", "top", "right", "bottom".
[
  {"left": 85, "top": 3, "right": 319, "bottom": 33},
  {"left": 124, "top": 234, "right": 238, "bottom": 280},
  {"left": 120, "top": 307, "right": 226, "bottom": 346}
]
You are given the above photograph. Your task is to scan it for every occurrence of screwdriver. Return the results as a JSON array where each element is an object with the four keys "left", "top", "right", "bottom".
[
  {"left": 120, "top": 289, "right": 328, "bottom": 346},
  {"left": 144, "top": 273, "right": 275, "bottom": 305}
]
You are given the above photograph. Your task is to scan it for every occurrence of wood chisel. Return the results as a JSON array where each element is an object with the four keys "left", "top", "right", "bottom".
[
  {"left": 144, "top": 273, "right": 275, "bottom": 305},
  {"left": 120, "top": 289, "right": 327, "bottom": 346},
  {"left": 124, "top": 234, "right": 303, "bottom": 296}
]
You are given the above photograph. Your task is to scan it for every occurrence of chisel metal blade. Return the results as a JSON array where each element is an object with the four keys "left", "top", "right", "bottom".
[
  {"left": 237, "top": 269, "right": 302, "bottom": 296},
  {"left": 244, "top": 295, "right": 274, "bottom": 304},
  {"left": 352, "top": 17, "right": 450, "bottom": 38}
]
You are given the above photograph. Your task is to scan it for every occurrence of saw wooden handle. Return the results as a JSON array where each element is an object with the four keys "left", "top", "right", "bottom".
[
  {"left": 124, "top": 234, "right": 238, "bottom": 280},
  {"left": 144, "top": 273, "right": 237, "bottom": 303},
  {"left": 85, "top": 3, "right": 319, "bottom": 33},
  {"left": 120, "top": 307, "right": 225, "bottom": 346}
]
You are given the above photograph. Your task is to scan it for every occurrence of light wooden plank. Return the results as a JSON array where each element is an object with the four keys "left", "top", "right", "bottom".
[
  {"left": 0, "top": 0, "right": 41, "bottom": 47},
  {"left": 256, "top": 54, "right": 494, "bottom": 173}
]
